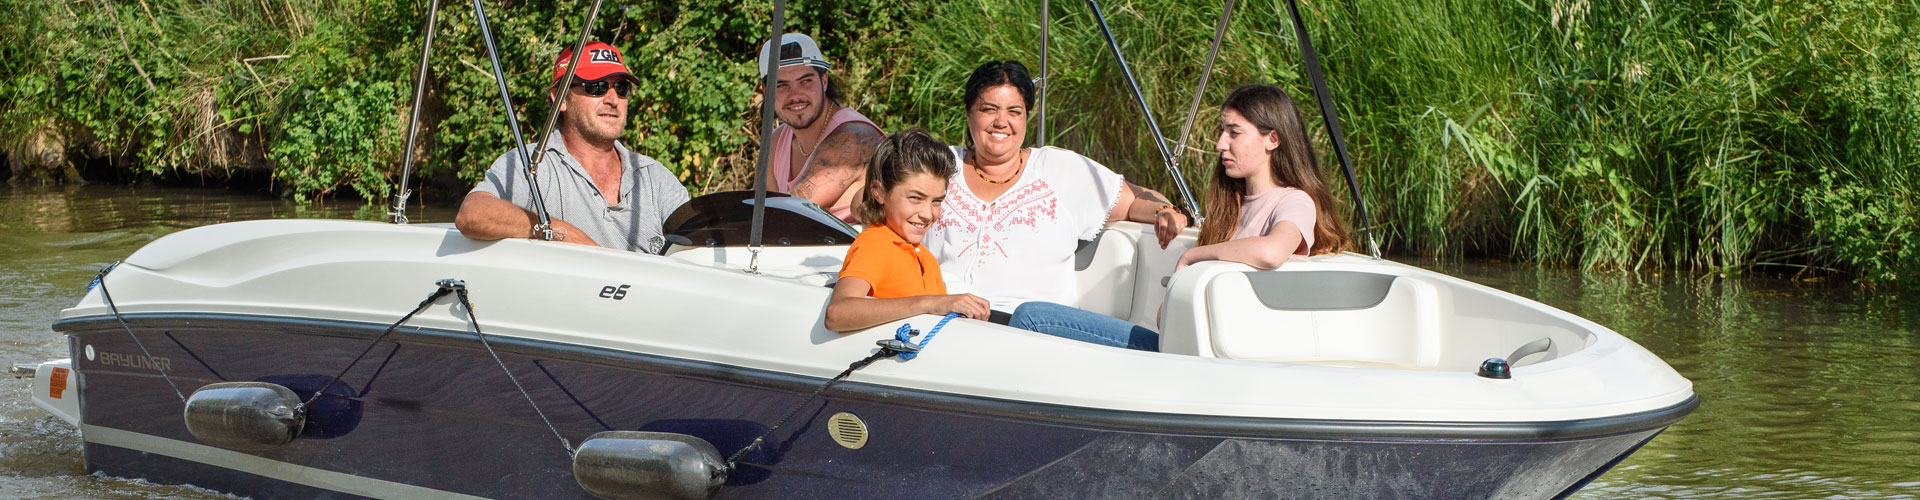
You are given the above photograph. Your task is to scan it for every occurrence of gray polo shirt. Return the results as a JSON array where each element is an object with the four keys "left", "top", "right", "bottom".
[{"left": 471, "top": 131, "right": 690, "bottom": 253}]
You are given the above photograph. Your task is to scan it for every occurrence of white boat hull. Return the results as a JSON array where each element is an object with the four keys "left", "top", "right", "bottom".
[{"left": 35, "top": 217, "right": 1695, "bottom": 499}]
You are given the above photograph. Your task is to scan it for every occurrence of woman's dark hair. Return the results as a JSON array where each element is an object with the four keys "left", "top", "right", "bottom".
[
  {"left": 962, "top": 60, "right": 1035, "bottom": 110},
  {"left": 854, "top": 128, "right": 957, "bottom": 224},
  {"left": 1198, "top": 84, "right": 1351, "bottom": 254}
]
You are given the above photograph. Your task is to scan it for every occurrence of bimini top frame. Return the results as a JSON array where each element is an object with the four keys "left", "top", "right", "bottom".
[
  {"left": 386, "top": 0, "right": 1382, "bottom": 260},
  {"left": 387, "top": 0, "right": 608, "bottom": 242},
  {"left": 1056, "top": 0, "right": 1383, "bottom": 259}
]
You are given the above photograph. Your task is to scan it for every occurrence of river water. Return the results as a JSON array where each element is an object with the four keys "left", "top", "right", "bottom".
[{"left": 2, "top": 185, "right": 1915, "bottom": 499}]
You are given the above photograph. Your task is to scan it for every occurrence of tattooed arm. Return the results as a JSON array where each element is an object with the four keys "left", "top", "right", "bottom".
[{"left": 790, "top": 123, "right": 884, "bottom": 209}]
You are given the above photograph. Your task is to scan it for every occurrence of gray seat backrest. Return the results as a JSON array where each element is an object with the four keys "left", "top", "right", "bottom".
[{"left": 1243, "top": 271, "right": 1399, "bottom": 311}]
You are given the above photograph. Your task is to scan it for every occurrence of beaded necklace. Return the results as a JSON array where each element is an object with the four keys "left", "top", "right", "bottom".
[{"left": 969, "top": 149, "right": 1027, "bottom": 184}]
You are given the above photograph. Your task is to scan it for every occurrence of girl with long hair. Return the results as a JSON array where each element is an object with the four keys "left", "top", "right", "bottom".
[{"left": 1178, "top": 84, "right": 1351, "bottom": 269}]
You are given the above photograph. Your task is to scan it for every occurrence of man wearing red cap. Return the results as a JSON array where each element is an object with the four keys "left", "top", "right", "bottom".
[
  {"left": 456, "top": 41, "right": 689, "bottom": 253},
  {"left": 758, "top": 33, "right": 884, "bottom": 224}
]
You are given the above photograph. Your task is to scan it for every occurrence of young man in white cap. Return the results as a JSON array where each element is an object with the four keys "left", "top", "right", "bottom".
[
  {"left": 758, "top": 33, "right": 884, "bottom": 223},
  {"left": 456, "top": 41, "right": 689, "bottom": 253}
]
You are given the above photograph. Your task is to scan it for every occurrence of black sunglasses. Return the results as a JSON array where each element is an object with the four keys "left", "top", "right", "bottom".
[{"left": 570, "top": 79, "right": 633, "bottom": 98}]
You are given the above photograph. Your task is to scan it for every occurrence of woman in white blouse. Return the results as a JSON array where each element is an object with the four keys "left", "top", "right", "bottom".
[{"left": 924, "top": 60, "right": 1187, "bottom": 350}]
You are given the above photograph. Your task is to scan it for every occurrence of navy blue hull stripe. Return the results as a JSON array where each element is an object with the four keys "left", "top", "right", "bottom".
[{"left": 58, "top": 312, "right": 1698, "bottom": 441}]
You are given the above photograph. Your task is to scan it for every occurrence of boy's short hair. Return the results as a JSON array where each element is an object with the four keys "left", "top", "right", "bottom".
[{"left": 855, "top": 128, "right": 956, "bottom": 224}]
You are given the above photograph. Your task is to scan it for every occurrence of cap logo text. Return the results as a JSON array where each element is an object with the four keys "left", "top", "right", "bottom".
[{"left": 589, "top": 48, "right": 620, "bottom": 64}]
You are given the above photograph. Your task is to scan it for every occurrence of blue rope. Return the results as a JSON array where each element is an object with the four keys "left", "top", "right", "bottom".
[{"left": 892, "top": 313, "right": 961, "bottom": 361}]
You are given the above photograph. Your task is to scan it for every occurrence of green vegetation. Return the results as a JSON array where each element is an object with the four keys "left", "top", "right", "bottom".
[{"left": 1, "top": 0, "right": 1914, "bottom": 282}]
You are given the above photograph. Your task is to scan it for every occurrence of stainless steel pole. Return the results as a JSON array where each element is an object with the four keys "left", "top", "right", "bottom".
[
  {"left": 1085, "top": 0, "right": 1202, "bottom": 218},
  {"left": 389, "top": 0, "right": 441, "bottom": 224},
  {"left": 1038, "top": 0, "right": 1049, "bottom": 146},
  {"left": 747, "top": 0, "right": 788, "bottom": 274},
  {"left": 1170, "top": 0, "right": 1235, "bottom": 169},
  {"left": 471, "top": 0, "right": 556, "bottom": 238},
  {"left": 527, "top": 0, "right": 605, "bottom": 172}
]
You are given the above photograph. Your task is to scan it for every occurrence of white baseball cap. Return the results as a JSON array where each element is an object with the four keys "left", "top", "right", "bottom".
[{"left": 757, "top": 33, "right": 833, "bottom": 78}]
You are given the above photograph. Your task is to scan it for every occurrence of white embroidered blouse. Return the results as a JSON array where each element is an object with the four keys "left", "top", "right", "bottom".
[{"left": 926, "top": 146, "right": 1125, "bottom": 311}]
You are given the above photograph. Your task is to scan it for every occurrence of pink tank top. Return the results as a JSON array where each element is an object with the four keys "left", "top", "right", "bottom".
[{"left": 770, "top": 107, "right": 879, "bottom": 223}]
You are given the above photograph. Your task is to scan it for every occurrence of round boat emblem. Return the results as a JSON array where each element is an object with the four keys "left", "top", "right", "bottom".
[
  {"left": 826, "top": 412, "right": 868, "bottom": 450},
  {"left": 85, "top": 344, "right": 95, "bottom": 361}
]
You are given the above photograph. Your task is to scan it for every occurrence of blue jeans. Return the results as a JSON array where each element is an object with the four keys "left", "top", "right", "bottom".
[{"left": 1009, "top": 301, "right": 1159, "bottom": 351}]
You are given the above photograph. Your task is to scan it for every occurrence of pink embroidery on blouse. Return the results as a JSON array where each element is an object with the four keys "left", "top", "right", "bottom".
[{"left": 938, "top": 180, "right": 1061, "bottom": 271}]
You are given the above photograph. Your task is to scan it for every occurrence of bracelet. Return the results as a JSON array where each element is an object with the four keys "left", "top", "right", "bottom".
[
  {"left": 531, "top": 226, "right": 567, "bottom": 241},
  {"left": 1155, "top": 204, "right": 1178, "bottom": 216}
]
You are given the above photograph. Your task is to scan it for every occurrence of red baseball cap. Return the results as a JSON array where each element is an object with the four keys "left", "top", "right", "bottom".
[{"left": 552, "top": 41, "right": 633, "bottom": 84}]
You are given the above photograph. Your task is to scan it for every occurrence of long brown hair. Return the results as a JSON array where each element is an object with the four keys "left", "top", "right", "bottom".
[
  {"left": 853, "top": 128, "right": 957, "bottom": 224},
  {"left": 1196, "top": 84, "right": 1351, "bottom": 254}
]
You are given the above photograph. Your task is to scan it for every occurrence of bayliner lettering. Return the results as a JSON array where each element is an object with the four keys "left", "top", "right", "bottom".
[{"left": 96, "top": 351, "right": 171, "bottom": 371}]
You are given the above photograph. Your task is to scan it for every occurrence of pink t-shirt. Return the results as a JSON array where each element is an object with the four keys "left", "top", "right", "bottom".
[{"left": 1233, "top": 186, "right": 1317, "bottom": 256}]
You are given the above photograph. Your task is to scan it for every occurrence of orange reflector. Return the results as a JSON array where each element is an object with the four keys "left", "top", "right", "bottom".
[{"left": 49, "top": 367, "right": 69, "bottom": 399}]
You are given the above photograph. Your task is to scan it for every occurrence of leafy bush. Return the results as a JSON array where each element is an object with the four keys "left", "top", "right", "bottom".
[{"left": 0, "top": 0, "right": 1913, "bottom": 283}]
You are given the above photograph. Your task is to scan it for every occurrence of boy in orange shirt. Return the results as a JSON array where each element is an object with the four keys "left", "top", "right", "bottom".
[{"left": 824, "top": 129, "right": 990, "bottom": 332}]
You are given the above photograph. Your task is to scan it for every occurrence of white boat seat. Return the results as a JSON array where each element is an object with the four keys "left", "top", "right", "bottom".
[
  {"left": 1071, "top": 229, "right": 1138, "bottom": 320},
  {"left": 1162, "top": 265, "right": 1444, "bottom": 368}
]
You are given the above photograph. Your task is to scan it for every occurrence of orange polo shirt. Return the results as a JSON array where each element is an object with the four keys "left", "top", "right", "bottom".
[{"left": 838, "top": 224, "right": 947, "bottom": 299}]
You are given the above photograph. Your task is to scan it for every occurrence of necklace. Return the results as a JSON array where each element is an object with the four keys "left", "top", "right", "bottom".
[
  {"left": 794, "top": 134, "right": 823, "bottom": 163},
  {"left": 789, "top": 103, "right": 839, "bottom": 174},
  {"left": 788, "top": 135, "right": 823, "bottom": 182},
  {"left": 970, "top": 149, "right": 1027, "bottom": 185}
]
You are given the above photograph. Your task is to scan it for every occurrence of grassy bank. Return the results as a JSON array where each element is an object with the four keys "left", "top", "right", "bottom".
[{"left": 1, "top": 0, "right": 1914, "bottom": 282}]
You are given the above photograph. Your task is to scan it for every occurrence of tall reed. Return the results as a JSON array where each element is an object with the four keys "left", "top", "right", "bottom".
[
  {"left": 1, "top": 0, "right": 1913, "bottom": 282},
  {"left": 890, "top": 0, "right": 1917, "bottom": 282}
]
